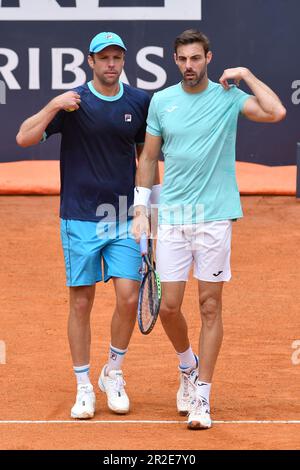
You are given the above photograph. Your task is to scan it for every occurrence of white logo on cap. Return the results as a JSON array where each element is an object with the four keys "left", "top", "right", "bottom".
[{"left": 106, "top": 34, "right": 113, "bottom": 40}]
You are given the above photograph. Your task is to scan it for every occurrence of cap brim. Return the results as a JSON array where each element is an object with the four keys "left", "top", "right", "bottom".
[{"left": 90, "top": 42, "right": 127, "bottom": 53}]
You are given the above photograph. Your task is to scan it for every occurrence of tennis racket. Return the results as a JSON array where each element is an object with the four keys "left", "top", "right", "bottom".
[{"left": 137, "top": 233, "right": 161, "bottom": 335}]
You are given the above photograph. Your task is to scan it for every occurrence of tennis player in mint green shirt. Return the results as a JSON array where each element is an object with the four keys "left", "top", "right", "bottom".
[
  {"left": 147, "top": 79, "right": 249, "bottom": 225},
  {"left": 132, "top": 29, "right": 286, "bottom": 430}
]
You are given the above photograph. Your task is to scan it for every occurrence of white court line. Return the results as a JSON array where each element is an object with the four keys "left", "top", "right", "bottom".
[{"left": 0, "top": 420, "right": 299, "bottom": 424}]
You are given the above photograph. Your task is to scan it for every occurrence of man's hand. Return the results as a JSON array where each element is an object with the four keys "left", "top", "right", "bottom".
[
  {"left": 219, "top": 67, "right": 249, "bottom": 90},
  {"left": 52, "top": 91, "right": 81, "bottom": 111},
  {"left": 132, "top": 206, "right": 150, "bottom": 243}
]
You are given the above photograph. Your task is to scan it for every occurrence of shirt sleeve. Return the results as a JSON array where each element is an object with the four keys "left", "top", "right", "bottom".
[
  {"left": 135, "top": 93, "right": 151, "bottom": 145},
  {"left": 43, "top": 110, "right": 65, "bottom": 141},
  {"left": 229, "top": 85, "right": 251, "bottom": 113},
  {"left": 146, "top": 94, "right": 162, "bottom": 137}
]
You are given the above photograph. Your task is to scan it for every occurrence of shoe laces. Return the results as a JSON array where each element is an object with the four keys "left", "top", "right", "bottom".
[
  {"left": 77, "top": 384, "right": 93, "bottom": 401},
  {"left": 180, "top": 368, "right": 198, "bottom": 399},
  {"left": 182, "top": 374, "right": 189, "bottom": 397},
  {"left": 190, "top": 396, "right": 210, "bottom": 415},
  {"left": 108, "top": 373, "right": 126, "bottom": 396}
]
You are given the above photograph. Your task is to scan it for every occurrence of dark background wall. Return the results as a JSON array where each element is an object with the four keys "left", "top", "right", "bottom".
[{"left": 0, "top": 0, "right": 299, "bottom": 165}]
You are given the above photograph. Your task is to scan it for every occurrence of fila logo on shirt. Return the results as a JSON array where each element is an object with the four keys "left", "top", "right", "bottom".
[{"left": 125, "top": 114, "right": 132, "bottom": 123}]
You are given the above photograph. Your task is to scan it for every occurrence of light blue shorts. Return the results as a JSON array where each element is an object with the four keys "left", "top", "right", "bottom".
[{"left": 60, "top": 219, "right": 142, "bottom": 287}]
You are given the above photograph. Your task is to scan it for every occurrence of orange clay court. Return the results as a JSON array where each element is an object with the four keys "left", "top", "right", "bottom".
[{"left": 0, "top": 192, "right": 299, "bottom": 450}]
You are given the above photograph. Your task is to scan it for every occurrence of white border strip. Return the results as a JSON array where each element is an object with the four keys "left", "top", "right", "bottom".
[
  {"left": 0, "top": 0, "right": 202, "bottom": 21},
  {"left": 0, "top": 420, "right": 299, "bottom": 424}
]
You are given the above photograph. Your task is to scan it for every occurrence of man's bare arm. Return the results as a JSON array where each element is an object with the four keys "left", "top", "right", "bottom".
[
  {"left": 132, "top": 133, "right": 162, "bottom": 241},
  {"left": 219, "top": 67, "right": 286, "bottom": 123},
  {"left": 16, "top": 91, "right": 81, "bottom": 147},
  {"left": 136, "top": 142, "right": 160, "bottom": 186},
  {"left": 136, "top": 133, "right": 162, "bottom": 188}
]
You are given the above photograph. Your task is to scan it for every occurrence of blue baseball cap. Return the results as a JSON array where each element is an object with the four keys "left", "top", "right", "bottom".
[{"left": 89, "top": 32, "right": 127, "bottom": 54}]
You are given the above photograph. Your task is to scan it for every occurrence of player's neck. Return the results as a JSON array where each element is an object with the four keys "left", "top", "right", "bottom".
[
  {"left": 92, "top": 79, "right": 120, "bottom": 97},
  {"left": 181, "top": 76, "right": 209, "bottom": 95}
]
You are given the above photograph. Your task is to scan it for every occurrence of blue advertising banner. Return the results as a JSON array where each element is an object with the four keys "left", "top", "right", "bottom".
[{"left": 0, "top": 0, "right": 299, "bottom": 165}]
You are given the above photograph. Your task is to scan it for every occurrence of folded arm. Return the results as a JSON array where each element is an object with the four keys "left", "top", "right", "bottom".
[
  {"left": 219, "top": 67, "right": 286, "bottom": 123},
  {"left": 16, "top": 91, "right": 81, "bottom": 147}
]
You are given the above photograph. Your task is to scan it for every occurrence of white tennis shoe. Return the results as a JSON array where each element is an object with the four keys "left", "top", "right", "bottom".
[
  {"left": 187, "top": 396, "right": 212, "bottom": 430},
  {"left": 177, "top": 357, "right": 199, "bottom": 415},
  {"left": 98, "top": 365, "right": 130, "bottom": 414},
  {"left": 71, "top": 383, "right": 96, "bottom": 419}
]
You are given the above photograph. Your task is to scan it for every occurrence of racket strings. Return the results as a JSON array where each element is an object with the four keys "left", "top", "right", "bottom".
[{"left": 140, "top": 271, "right": 158, "bottom": 330}]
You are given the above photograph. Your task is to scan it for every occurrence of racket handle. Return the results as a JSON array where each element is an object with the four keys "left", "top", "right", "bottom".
[{"left": 140, "top": 233, "right": 148, "bottom": 255}]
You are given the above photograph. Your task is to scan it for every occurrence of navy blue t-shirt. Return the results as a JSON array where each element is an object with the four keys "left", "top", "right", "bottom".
[{"left": 44, "top": 81, "right": 150, "bottom": 221}]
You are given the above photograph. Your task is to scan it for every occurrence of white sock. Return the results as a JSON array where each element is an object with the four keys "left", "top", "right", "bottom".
[
  {"left": 177, "top": 346, "right": 197, "bottom": 372},
  {"left": 107, "top": 344, "right": 128, "bottom": 372},
  {"left": 73, "top": 364, "right": 91, "bottom": 386},
  {"left": 196, "top": 381, "right": 211, "bottom": 404}
]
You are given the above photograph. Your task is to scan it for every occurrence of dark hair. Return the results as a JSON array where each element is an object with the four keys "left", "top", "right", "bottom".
[{"left": 174, "top": 29, "right": 211, "bottom": 56}]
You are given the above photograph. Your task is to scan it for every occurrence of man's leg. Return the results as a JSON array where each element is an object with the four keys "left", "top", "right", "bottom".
[
  {"left": 98, "top": 278, "right": 139, "bottom": 414},
  {"left": 159, "top": 282, "right": 198, "bottom": 415},
  {"left": 187, "top": 281, "right": 223, "bottom": 430},
  {"left": 68, "top": 285, "right": 95, "bottom": 366},
  {"left": 186, "top": 219, "right": 232, "bottom": 429},
  {"left": 110, "top": 278, "right": 139, "bottom": 351},
  {"left": 159, "top": 281, "right": 188, "bottom": 353},
  {"left": 156, "top": 224, "right": 195, "bottom": 356},
  {"left": 60, "top": 219, "right": 104, "bottom": 419},
  {"left": 156, "top": 224, "right": 198, "bottom": 414},
  {"left": 198, "top": 281, "right": 224, "bottom": 383},
  {"left": 69, "top": 285, "right": 96, "bottom": 420}
]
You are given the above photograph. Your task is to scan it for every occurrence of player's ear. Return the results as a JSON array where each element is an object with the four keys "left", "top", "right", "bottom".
[
  {"left": 206, "top": 51, "right": 213, "bottom": 65},
  {"left": 174, "top": 52, "right": 178, "bottom": 65},
  {"left": 88, "top": 54, "right": 95, "bottom": 70}
]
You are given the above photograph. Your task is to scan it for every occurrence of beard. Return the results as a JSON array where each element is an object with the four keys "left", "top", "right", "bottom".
[{"left": 183, "top": 66, "right": 207, "bottom": 88}]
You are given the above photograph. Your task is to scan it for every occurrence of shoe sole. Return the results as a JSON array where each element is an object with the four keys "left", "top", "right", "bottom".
[
  {"left": 98, "top": 378, "right": 129, "bottom": 415},
  {"left": 108, "top": 406, "right": 129, "bottom": 415},
  {"left": 187, "top": 421, "right": 212, "bottom": 430},
  {"left": 71, "top": 412, "right": 94, "bottom": 419}
]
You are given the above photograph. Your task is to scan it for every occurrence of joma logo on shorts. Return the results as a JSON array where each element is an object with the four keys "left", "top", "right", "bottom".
[{"left": 0, "top": 0, "right": 202, "bottom": 21}]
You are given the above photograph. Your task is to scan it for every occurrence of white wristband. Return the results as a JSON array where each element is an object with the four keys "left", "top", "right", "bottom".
[
  {"left": 149, "top": 184, "right": 162, "bottom": 206},
  {"left": 133, "top": 186, "right": 152, "bottom": 207}
]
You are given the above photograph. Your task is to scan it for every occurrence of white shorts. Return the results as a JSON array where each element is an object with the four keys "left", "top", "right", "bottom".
[{"left": 156, "top": 220, "right": 232, "bottom": 283}]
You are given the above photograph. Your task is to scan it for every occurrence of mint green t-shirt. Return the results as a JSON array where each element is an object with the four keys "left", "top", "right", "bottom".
[{"left": 146, "top": 80, "right": 250, "bottom": 224}]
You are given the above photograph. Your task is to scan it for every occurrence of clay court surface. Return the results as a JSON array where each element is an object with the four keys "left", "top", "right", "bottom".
[{"left": 0, "top": 195, "right": 299, "bottom": 450}]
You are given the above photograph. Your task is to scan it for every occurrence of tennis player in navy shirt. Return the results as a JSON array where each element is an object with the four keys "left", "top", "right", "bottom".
[{"left": 17, "top": 32, "right": 160, "bottom": 419}]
